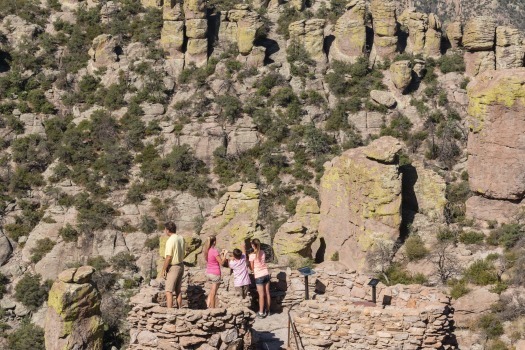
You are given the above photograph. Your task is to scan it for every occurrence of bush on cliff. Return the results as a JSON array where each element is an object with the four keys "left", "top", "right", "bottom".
[
  {"left": 30, "top": 238, "right": 56, "bottom": 263},
  {"left": 14, "top": 274, "right": 51, "bottom": 310},
  {"left": 404, "top": 235, "right": 429, "bottom": 261},
  {"left": 7, "top": 320, "right": 45, "bottom": 350}
]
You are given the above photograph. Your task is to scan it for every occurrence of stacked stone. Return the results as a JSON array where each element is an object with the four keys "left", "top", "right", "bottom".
[
  {"left": 127, "top": 304, "right": 255, "bottom": 349},
  {"left": 401, "top": 10, "right": 442, "bottom": 59},
  {"left": 220, "top": 5, "right": 263, "bottom": 56},
  {"left": 289, "top": 300, "right": 453, "bottom": 349},
  {"left": 184, "top": 0, "right": 208, "bottom": 67},
  {"left": 369, "top": 0, "right": 398, "bottom": 63},
  {"left": 288, "top": 19, "right": 327, "bottom": 63},
  {"left": 463, "top": 16, "right": 497, "bottom": 76},
  {"left": 328, "top": 0, "right": 367, "bottom": 64}
]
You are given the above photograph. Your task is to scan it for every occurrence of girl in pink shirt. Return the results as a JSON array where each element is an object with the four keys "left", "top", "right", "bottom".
[
  {"left": 203, "top": 236, "right": 226, "bottom": 308},
  {"left": 249, "top": 239, "right": 270, "bottom": 318}
]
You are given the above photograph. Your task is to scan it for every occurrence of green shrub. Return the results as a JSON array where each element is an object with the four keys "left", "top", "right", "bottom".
[
  {"left": 144, "top": 236, "right": 160, "bottom": 250},
  {"left": 59, "top": 224, "right": 79, "bottom": 242},
  {"left": 487, "top": 223, "right": 525, "bottom": 249},
  {"left": 330, "top": 251, "right": 339, "bottom": 261},
  {"left": 404, "top": 235, "right": 429, "bottom": 261},
  {"left": 438, "top": 53, "right": 465, "bottom": 74},
  {"left": 380, "top": 263, "right": 428, "bottom": 286},
  {"left": 30, "top": 238, "right": 55, "bottom": 263},
  {"left": 14, "top": 274, "right": 50, "bottom": 310},
  {"left": 87, "top": 256, "right": 110, "bottom": 271},
  {"left": 486, "top": 340, "right": 509, "bottom": 350},
  {"left": 478, "top": 313, "right": 504, "bottom": 339},
  {"left": 0, "top": 273, "right": 8, "bottom": 299},
  {"left": 216, "top": 95, "right": 243, "bottom": 123},
  {"left": 445, "top": 181, "right": 471, "bottom": 223},
  {"left": 448, "top": 279, "right": 470, "bottom": 299},
  {"left": 75, "top": 194, "right": 116, "bottom": 232},
  {"left": 437, "top": 228, "right": 458, "bottom": 243},
  {"left": 110, "top": 252, "right": 137, "bottom": 272},
  {"left": 140, "top": 215, "right": 157, "bottom": 234},
  {"left": 464, "top": 259, "right": 499, "bottom": 286},
  {"left": 7, "top": 320, "right": 45, "bottom": 350},
  {"left": 459, "top": 231, "right": 485, "bottom": 245}
]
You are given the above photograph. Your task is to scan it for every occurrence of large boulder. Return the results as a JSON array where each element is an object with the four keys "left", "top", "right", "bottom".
[
  {"left": 45, "top": 267, "right": 104, "bottom": 350},
  {"left": 369, "top": 0, "right": 398, "bottom": 63},
  {"left": 328, "top": 0, "right": 366, "bottom": 63},
  {"left": 161, "top": 21, "right": 185, "bottom": 58},
  {"left": 462, "top": 16, "right": 496, "bottom": 51},
  {"left": 467, "top": 68, "right": 525, "bottom": 200},
  {"left": 390, "top": 60, "right": 412, "bottom": 92},
  {"left": 453, "top": 287, "right": 499, "bottom": 327},
  {"left": 0, "top": 229, "right": 12, "bottom": 266},
  {"left": 200, "top": 183, "right": 260, "bottom": 250},
  {"left": 274, "top": 197, "right": 320, "bottom": 264},
  {"left": 318, "top": 137, "right": 403, "bottom": 271},
  {"left": 88, "top": 34, "right": 120, "bottom": 68},
  {"left": 445, "top": 21, "right": 462, "bottom": 49},
  {"left": 289, "top": 19, "right": 326, "bottom": 63},
  {"left": 496, "top": 26, "right": 524, "bottom": 70},
  {"left": 226, "top": 5, "right": 264, "bottom": 56}
]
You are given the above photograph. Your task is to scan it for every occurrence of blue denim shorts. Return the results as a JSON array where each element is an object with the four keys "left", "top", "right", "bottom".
[{"left": 255, "top": 274, "right": 270, "bottom": 285}]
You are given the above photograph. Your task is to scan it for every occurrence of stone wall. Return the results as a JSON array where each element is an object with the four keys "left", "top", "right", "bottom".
[{"left": 127, "top": 267, "right": 255, "bottom": 349}]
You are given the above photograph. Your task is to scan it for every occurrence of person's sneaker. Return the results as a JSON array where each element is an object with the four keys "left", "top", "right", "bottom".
[{"left": 257, "top": 312, "right": 266, "bottom": 319}]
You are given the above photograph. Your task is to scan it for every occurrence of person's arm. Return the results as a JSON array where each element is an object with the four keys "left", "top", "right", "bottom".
[
  {"left": 216, "top": 250, "right": 227, "bottom": 265},
  {"left": 161, "top": 255, "right": 172, "bottom": 279},
  {"left": 249, "top": 255, "right": 255, "bottom": 273}
]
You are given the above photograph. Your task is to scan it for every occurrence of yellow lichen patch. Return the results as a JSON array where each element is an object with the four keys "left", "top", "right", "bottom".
[{"left": 468, "top": 74, "right": 525, "bottom": 132}]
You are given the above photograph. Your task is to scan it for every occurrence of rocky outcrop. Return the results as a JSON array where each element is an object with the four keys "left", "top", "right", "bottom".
[
  {"left": 445, "top": 21, "right": 462, "bottom": 49},
  {"left": 348, "top": 110, "right": 384, "bottom": 137},
  {"left": 466, "top": 196, "right": 522, "bottom": 224},
  {"left": 184, "top": 0, "right": 208, "bottom": 67},
  {"left": 318, "top": 136, "right": 402, "bottom": 271},
  {"left": 45, "top": 266, "right": 104, "bottom": 350},
  {"left": 222, "top": 5, "right": 264, "bottom": 56},
  {"left": 463, "top": 16, "right": 497, "bottom": 51},
  {"left": 0, "top": 15, "right": 42, "bottom": 48},
  {"left": 0, "top": 229, "right": 12, "bottom": 266},
  {"left": 496, "top": 26, "right": 524, "bottom": 69},
  {"left": 88, "top": 34, "right": 120, "bottom": 68},
  {"left": 412, "top": 162, "right": 447, "bottom": 222},
  {"left": 467, "top": 68, "right": 525, "bottom": 201},
  {"left": 200, "top": 182, "right": 260, "bottom": 250},
  {"left": 453, "top": 287, "right": 499, "bottom": 327},
  {"left": 370, "top": 90, "right": 396, "bottom": 108},
  {"left": 328, "top": 0, "right": 366, "bottom": 63},
  {"left": 390, "top": 60, "right": 412, "bottom": 92},
  {"left": 289, "top": 19, "right": 326, "bottom": 63},
  {"left": 161, "top": 0, "right": 184, "bottom": 59},
  {"left": 400, "top": 10, "right": 442, "bottom": 58},
  {"left": 369, "top": 0, "right": 398, "bottom": 63},
  {"left": 274, "top": 197, "right": 320, "bottom": 264},
  {"left": 464, "top": 51, "right": 496, "bottom": 77}
]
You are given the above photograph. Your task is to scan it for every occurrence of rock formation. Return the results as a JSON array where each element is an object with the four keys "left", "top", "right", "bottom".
[
  {"left": 273, "top": 196, "right": 320, "bottom": 264},
  {"left": 184, "top": 0, "right": 208, "bottom": 67},
  {"left": 88, "top": 34, "right": 120, "bottom": 68},
  {"left": 411, "top": 162, "right": 447, "bottom": 222},
  {"left": 496, "top": 26, "right": 524, "bottom": 69},
  {"left": 328, "top": 0, "right": 366, "bottom": 63},
  {"left": 369, "top": 0, "right": 398, "bottom": 64},
  {"left": 445, "top": 21, "right": 462, "bottom": 49},
  {"left": 400, "top": 10, "right": 442, "bottom": 58},
  {"left": 288, "top": 19, "right": 327, "bottom": 63},
  {"left": 466, "top": 68, "right": 525, "bottom": 221},
  {"left": 200, "top": 182, "right": 260, "bottom": 250},
  {"left": 370, "top": 90, "right": 396, "bottom": 108},
  {"left": 390, "top": 60, "right": 412, "bottom": 92},
  {"left": 318, "top": 136, "right": 403, "bottom": 271},
  {"left": 463, "top": 16, "right": 497, "bottom": 76},
  {"left": 0, "top": 229, "right": 12, "bottom": 266},
  {"left": 45, "top": 266, "right": 104, "bottom": 350},
  {"left": 219, "top": 5, "right": 264, "bottom": 56}
]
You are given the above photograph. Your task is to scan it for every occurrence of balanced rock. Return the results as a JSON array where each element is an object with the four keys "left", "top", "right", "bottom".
[
  {"left": 318, "top": 137, "right": 402, "bottom": 271},
  {"left": 370, "top": 90, "right": 396, "bottom": 108},
  {"left": 404, "top": 11, "right": 428, "bottom": 56},
  {"left": 200, "top": 182, "right": 260, "bottom": 249},
  {"left": 88, "top": 34, "right": 120, "bottom": 67},
  {"left": 45, "top": 267, "right": 104, "bottom": 350},
  {"left": 390, "top": 60, "right": 412, "bottom": 92},
  {"left": 289, "top": 19, "right": 326, "bottom": 63},
  {"left": 369, "top": 0, "right": 398, "bottom": 63},
  {"left": 274, "top": 197, "right": 320, "bottom": 264},
  {"left": 329, "top": 0, "right": 366, "bottom": 63},
  {"left": 445, "top": 21, "right": 462, "bottom": 49},
  {"left": 496, "top": 26, "right": 524, "bottom": 69},
  {"left": 424, "top": 13, "right": 442, "bottom": 58},
  {"left": 463, "top": 16, "right": 496, "bottom": 51},
  {"left": 467, "top": 68, "right": 525, "bottom": 200}
]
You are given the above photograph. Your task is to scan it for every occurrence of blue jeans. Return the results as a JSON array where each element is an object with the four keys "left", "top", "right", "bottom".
[{"left": 255, "top": 274, "right": 270, "bottom": 285}]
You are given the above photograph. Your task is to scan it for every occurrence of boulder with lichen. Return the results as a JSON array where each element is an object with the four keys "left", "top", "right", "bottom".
[{"left": 329, "top": 0, "right": 366, "bottom": 63}]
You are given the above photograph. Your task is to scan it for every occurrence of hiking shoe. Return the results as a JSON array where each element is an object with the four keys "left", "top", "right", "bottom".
[{"left": 257, "top": 312, "right": 266, "bottom": 319}]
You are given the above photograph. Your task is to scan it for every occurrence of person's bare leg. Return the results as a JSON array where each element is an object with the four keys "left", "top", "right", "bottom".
[
  {"left": 209, "top": 283, "right": 217, "bottom": 308},
  {"left": 256, "top": 284, "right": 264, "bottom": 313},
  {"left": 264, "top": 282, "right": 271, "bottom": 314},
  {"left": 166, "top": 292, "right": 173, "bottom": 308},
  {"left": 176, "top": 293, "right": 182, "bottom": 308}
]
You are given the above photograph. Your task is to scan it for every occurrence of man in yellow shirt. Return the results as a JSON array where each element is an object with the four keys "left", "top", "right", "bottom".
[{"left": 161, "top": 221, "right": 185, "bottom": 308}]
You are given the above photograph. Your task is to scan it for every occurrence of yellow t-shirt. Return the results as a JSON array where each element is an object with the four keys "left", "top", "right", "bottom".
[{"left": 164, "top": 234, "right": 185, "bottom": 265}]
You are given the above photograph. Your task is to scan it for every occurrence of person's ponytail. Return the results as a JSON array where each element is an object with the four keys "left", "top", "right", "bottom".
[
  {"left": 252, "top": 238, "right": 261, "bottom": 262},
  {"left": 203, "top": 236, "right": 216, "bottom": 263}
]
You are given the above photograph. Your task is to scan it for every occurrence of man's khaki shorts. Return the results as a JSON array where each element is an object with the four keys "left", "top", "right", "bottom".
[{"left": 165, "top": 264, "right": 184, "bottom": 294}]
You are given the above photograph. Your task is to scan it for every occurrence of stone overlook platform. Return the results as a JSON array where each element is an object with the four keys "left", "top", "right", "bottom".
[{"left": 127, "top": 261, "right": 454, "bottom": 349}]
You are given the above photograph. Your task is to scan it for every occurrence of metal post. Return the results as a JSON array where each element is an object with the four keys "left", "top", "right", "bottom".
[
  {"left": 372, "top": 285, "right": 377, "bottom": 304},
  {"left": 304, "top": 275, "right": 309, "bottom": 300}
]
